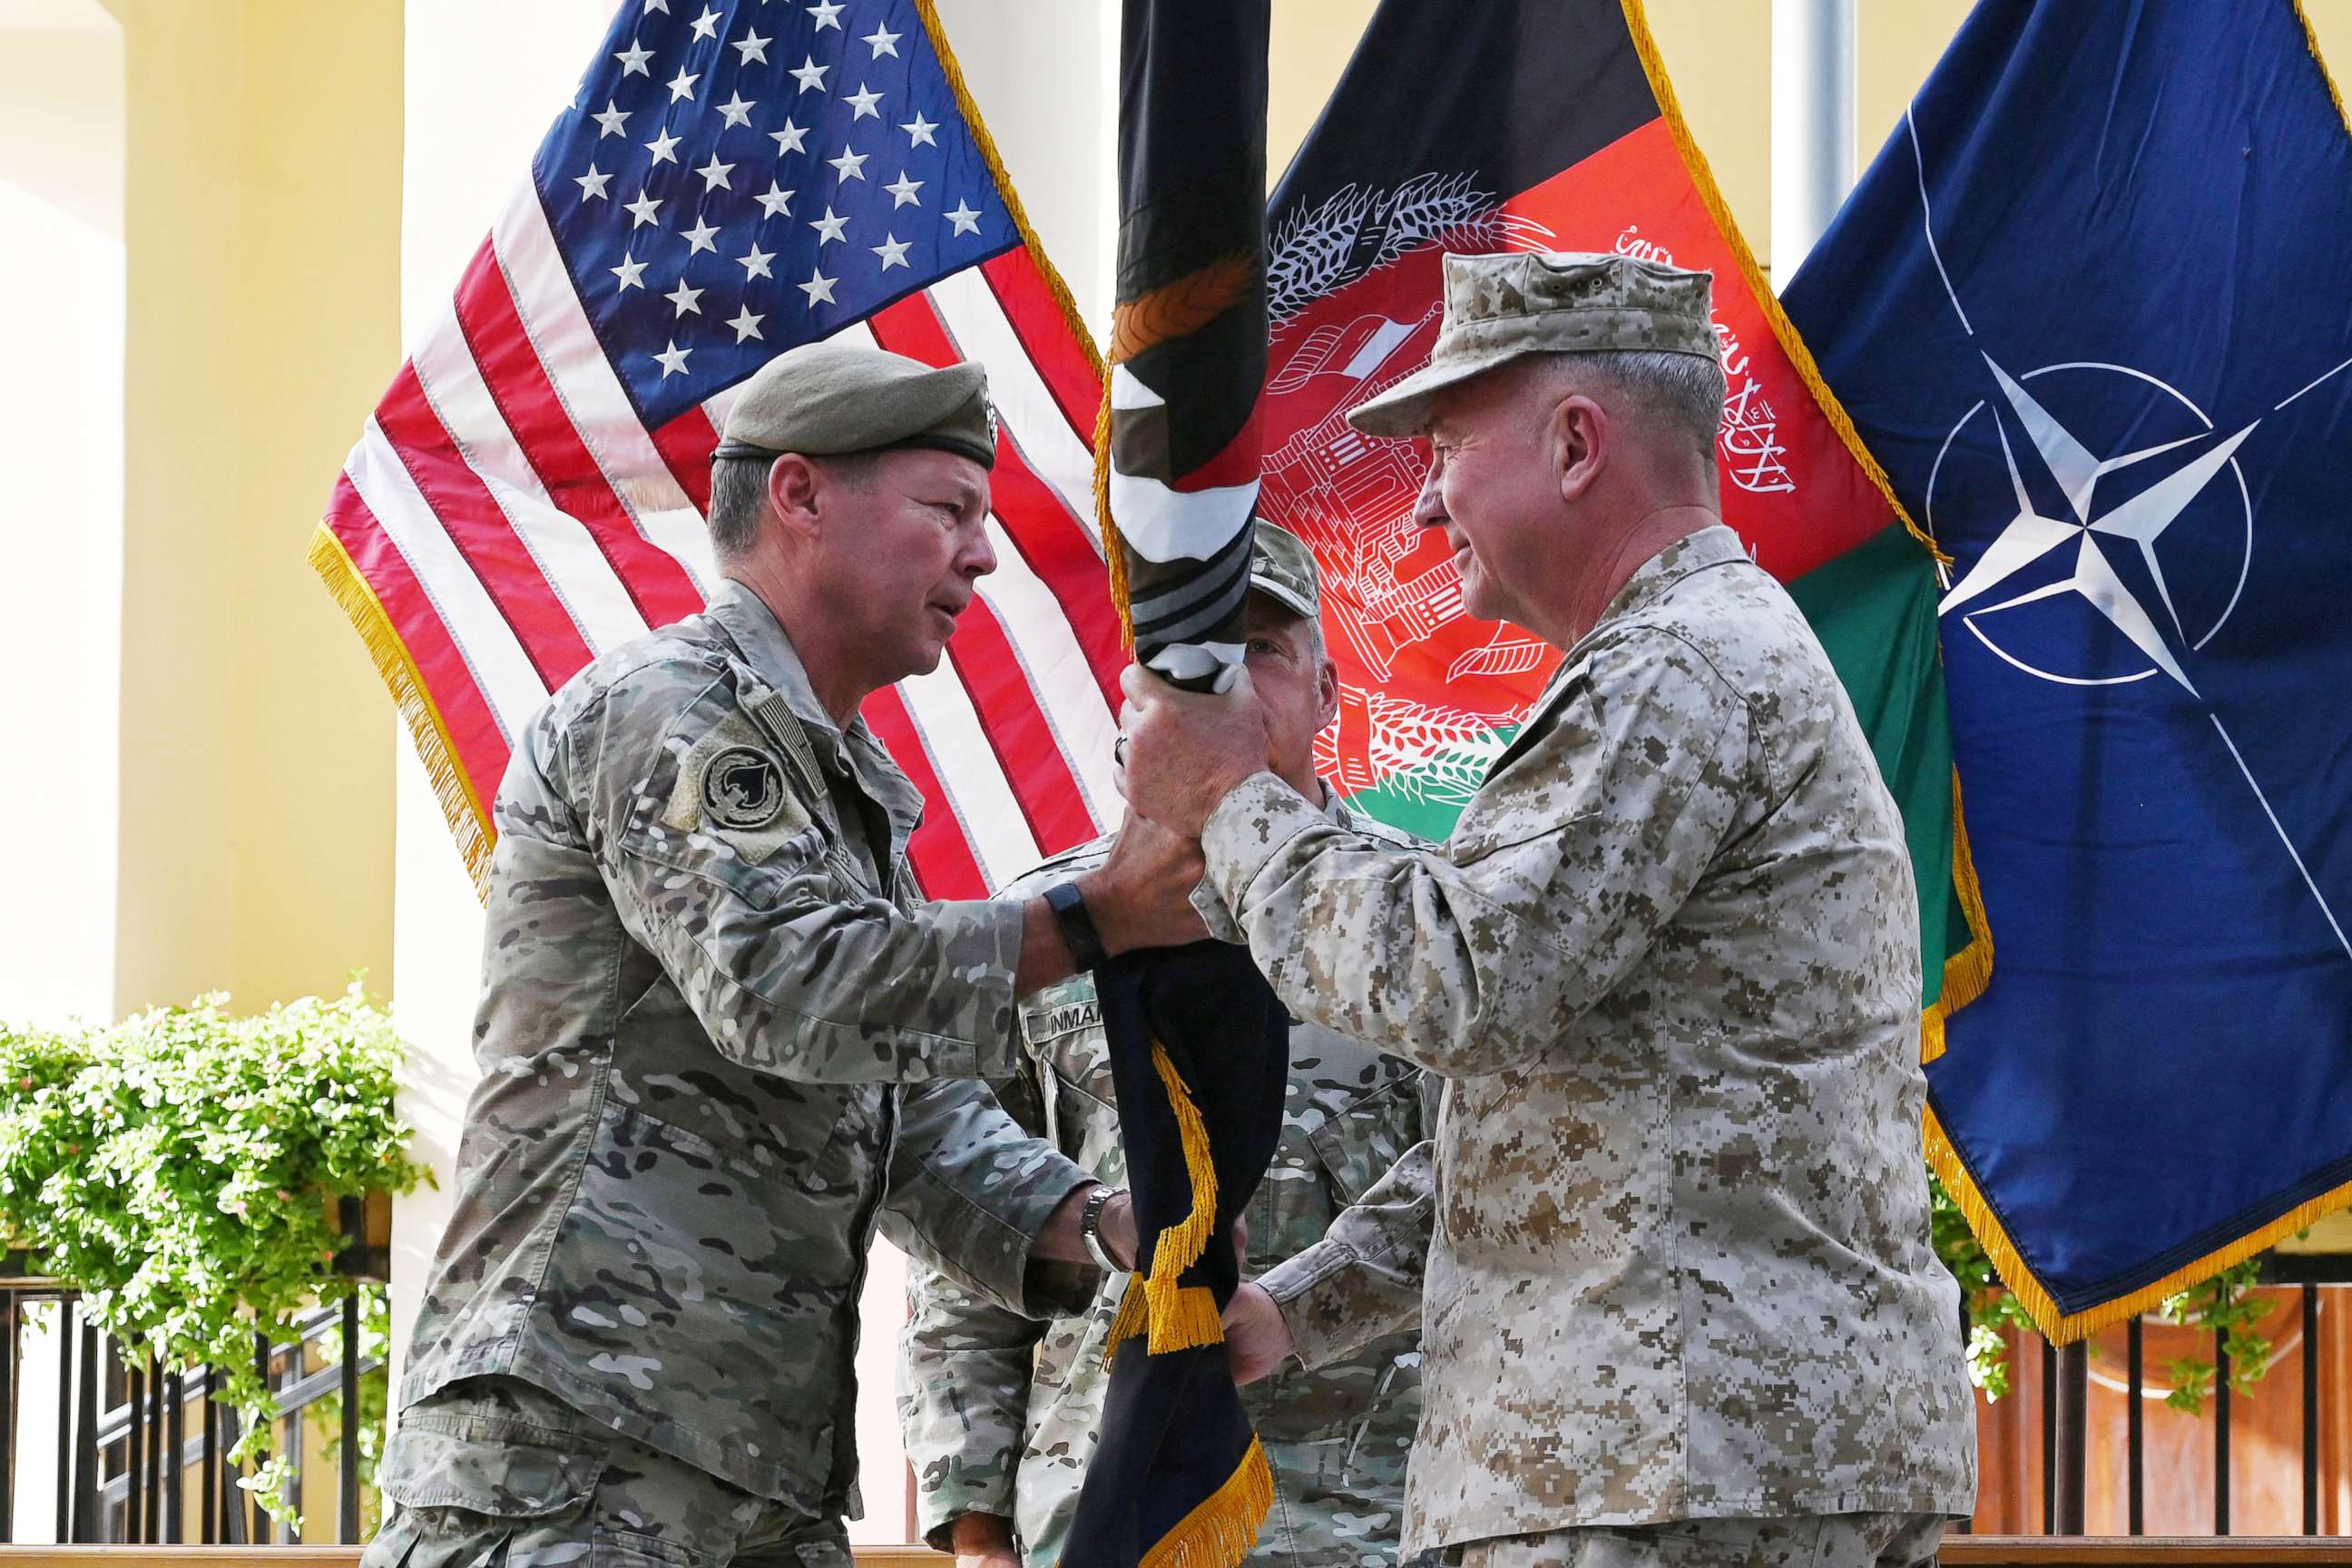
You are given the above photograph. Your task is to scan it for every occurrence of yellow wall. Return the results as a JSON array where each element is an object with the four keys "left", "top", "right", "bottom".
[
  {"left": 1269, "top": 0, "right": 1379, "bottom": 183},
  {"left": 1647, "top": 1, "right": 1775, "bottom": 267},
  {"left": 102, "top": 0, "right": 403, "bottom": 1017}
]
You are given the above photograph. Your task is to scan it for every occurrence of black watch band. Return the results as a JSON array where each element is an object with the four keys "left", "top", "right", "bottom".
[{"left": 1044, "top": 881, "right": 1110, "bottom": 973}]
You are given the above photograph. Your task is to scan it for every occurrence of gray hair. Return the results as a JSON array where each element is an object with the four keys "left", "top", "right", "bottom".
[
  {"left": 704, "top": 451, "right": 884, "bottom": 563},
  {"left": 1534, "top": 348, "right": 1727, "bottom": 466},
  {"left": 706, "top": 456, "right": 770, "bottom": 562}
]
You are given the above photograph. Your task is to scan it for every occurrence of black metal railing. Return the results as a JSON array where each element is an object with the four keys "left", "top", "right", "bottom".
[
  {"left": 0, "top": 1195, "right": 388, "bottom": 1546},
  {"left": 1997, "top": 1250, "right": 2347, "bottom": 1537}
]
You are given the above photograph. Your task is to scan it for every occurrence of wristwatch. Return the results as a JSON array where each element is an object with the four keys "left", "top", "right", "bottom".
[
  {"left": 1044, "top": 880, "right": 1110, "bottom": 973},
  {"left": 1080, "top": 1183, "right": 1129, "bottom": 1272}
]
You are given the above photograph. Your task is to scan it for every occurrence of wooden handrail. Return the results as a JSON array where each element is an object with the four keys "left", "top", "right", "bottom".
[{"left": 1941, "top": 1540, "right": 2352, "bottom": 1564}]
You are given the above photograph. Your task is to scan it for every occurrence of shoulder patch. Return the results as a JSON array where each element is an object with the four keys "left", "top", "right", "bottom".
[
  {"left": 703, "top": 745, "right": 790, "bottom": 829},
  {"left": 660, "top": 714, "right": 815, "bottom": 846}
]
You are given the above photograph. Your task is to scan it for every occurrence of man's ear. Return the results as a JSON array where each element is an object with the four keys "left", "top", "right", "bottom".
[
  {"left": 763, "top": 453, "right": 826, "bottom": 544},
  {"left": 1313, "top": 653, "right": 1342, "bottom": 736},
  {"left": 1548, "top": 394, "right": 1608, "bottom": 503}
]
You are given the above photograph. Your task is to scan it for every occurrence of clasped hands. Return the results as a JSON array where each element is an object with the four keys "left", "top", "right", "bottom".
[
  {"left": 1071, "top": 662, "right": 1279, "bottom": 955},
  {"left": 1112, "top": 663, "right": 1279, "bottom": 839}
]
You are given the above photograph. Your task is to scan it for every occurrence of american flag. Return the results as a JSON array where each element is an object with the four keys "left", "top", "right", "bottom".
[{"left": 311, "top": 0, "right": 1122, "bottom": 899}]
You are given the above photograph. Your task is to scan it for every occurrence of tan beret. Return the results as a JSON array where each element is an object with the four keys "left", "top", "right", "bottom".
[
  {"left": 1349, "top": 250, "right": 1717, "bottom": 437},
  {"left": 715, "top": 340, "right": 998, "bottom": 469}
]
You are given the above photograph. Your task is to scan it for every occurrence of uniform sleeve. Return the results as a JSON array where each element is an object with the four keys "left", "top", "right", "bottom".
[
  {"left": 894, "top": 1052, "right": 1083, "bottom": 1549},
  {"left": 897, "top": 1259, "right": 1046, "bottom": 1550},
  {"left": 1200, "top": 631, "right": 1751, "bottom": 1080},
  {"left": 880, "top": 1073, "right": 1097, "bottom": 1317},
  {"left": 571, "top": 671, "right": 1028, "bottom": 1084},
  {"left": 1254, "top": 1073, "right": 1439, "bottom": 1368}
]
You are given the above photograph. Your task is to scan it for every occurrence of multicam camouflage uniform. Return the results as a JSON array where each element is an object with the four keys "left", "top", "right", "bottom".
[
  {"left": 1194, "top": 529, "right": 1978, "bottom": 1560},
  {"left": 898, "top": 805, "right": 1437, "bottom": 1568},
  {"left": 368, "top": 583, "right": 1095, "bottom": 1568}
]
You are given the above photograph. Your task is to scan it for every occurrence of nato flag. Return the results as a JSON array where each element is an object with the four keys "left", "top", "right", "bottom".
[{"left": 1783, "top": 0, "right": 2352, "bottom": 1334}]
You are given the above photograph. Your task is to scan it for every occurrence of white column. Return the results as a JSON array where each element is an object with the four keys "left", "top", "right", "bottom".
[
  {"left": 1769, "top": 0, "right": 1857, "bottom": 282},
  {"left": 0, "top": 9, "right": 122, "bottom": 1037},
  {"left": 386, "top": 0, "right": 611, "bottom": 1408}
]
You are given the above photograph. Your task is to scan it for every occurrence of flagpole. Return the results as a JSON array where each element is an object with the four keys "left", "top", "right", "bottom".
[{"left": 1769, "top": 0, "right": 1857, "bottom": 283}]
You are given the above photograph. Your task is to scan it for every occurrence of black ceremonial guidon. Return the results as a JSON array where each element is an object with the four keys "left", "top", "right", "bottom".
[
  {"left": 1095, "top": 0, "right": 1269, "bottom": 689},
  {"left": 1065, "top": 4, "right": 1289, "bottom": 1565},
  {"left": 1060, "top": 945, "right": 1288, "bottom": 1568}
]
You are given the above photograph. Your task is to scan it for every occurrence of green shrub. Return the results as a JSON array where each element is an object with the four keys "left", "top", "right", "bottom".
[{"left": 0, "top": 983, "right": 426, "bottom": 1523}]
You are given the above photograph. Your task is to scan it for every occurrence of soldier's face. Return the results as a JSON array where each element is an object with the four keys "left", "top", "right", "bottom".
[
  {"left": 1412, "top": 374, "right": 1564, "bottom": 633},
  {"left": 1240, "top": 595, "right": 1339, "bottom": 792},
  {"left": 817, "top": 449, "right": 997, "bottom": 682}
]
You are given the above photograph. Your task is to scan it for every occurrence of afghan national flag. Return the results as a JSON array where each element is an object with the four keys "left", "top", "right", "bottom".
[
  {"left": 1784, "top": 0, "right": 2352, "bottom": 1338},
  {"left": 1263, "top": 0, "right": 1991, "bottom": 1042}
]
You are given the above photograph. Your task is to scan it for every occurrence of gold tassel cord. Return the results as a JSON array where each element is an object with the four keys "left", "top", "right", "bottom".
[
  {"left": 308, "top": 524, "right": 495, "bottom": 901},
  {"left": 1142, "top": 1041, "right": 1225, "bottom": 1353},
  {"left": 1134, "top": 1437, "right": 1274, "bottom": 1568}
]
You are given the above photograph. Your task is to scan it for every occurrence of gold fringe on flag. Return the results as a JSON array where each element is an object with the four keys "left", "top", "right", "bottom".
[
  {"left": 1920, "top": 4, "right": 2352, "bottom": 1338},
  {"left": 1103, "top": 1276, "right": 1148, "bottom": 1371},
  {"left": 1617, "top": 0, "right": 1994, "bottom": 1063},
  {"left": 1142, "top": 1041, "right": 1227, "bottom": 1353},
  {"left": 1921, "top": 768, "right": 1995, "bottom": 1063},
  {"left": 1134, "top": 1436, "right": 1274, "bottom": 1568},
  {"left": 307, "top": 523, "right": 495, "bottom": 901},
  {"left": 2294, "top": 0, "right": 2352, "bottom": 137},
  {"left": 1102, "top": 1281, "right": 1222, "bottom": 1367},
  {"left": 1926, "top": 1104, "right": 2352, "bottom": 1344}
]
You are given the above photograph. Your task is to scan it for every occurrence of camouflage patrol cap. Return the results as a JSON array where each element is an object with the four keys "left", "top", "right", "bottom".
[
  {"left": 714, "top": 339, "right": 998, "bottom": 469},
  {"left": 1247, "top": 523, "right": 1318, "bottom": 621},
  {"left": 1348, "top": 250, "right": 1717, "bottom": 437}
]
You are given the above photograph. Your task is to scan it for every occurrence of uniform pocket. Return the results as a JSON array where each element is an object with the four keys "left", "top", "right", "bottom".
[
  {"left": 593, "top": 1525, "right": 706, "bottom": 1568},
  {"left": 567, "top": 1101, "right": 869, "bottom": 1293},
  {"left": 377, "top": 1418, "right": 607, "bottom": 1568},
  {"left": 1306, "top": 1073, "right": 1425, "bottom": 1206}
]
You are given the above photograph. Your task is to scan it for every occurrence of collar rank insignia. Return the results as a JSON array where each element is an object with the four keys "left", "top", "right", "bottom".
[{"left": 702, "top": 746, "right": 789, "bottom": 830}]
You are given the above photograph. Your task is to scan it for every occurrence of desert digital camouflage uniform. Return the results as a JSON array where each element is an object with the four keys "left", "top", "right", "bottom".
[
  {"left": 898, "top": 807, "right": 1437, "bottom": 1568},
  {"left": 368, "top": 581, "right": 1094, "bottom": 1568},
  {"left": 1195, "top": 526, "right": 1977, "bottom": 1559}
]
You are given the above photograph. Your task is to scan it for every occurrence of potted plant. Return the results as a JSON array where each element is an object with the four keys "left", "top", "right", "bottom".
[{"left": 0, "top": 982, "right": 428, "bottom": 1523}]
